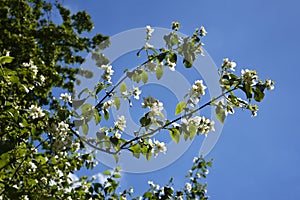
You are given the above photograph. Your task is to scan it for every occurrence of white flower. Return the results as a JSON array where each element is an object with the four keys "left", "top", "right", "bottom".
[
  {"left": 60, "top": 93, "right": 72, "bottom": 103},
  {"left": 129, "top": 187, "right": 134, "bottom": 193},
  {"left": 58, "top": 121, "right": 69, "bottom": 135},
  {"left": 148, "top": 181, "right": 155, "bottom": 187},
  {"left": 150, "top": 101, "right": 164, "bottom": 116},
  {"left": 222, "top": 58, "right": 237, "bottom": 71},
  {"left": 29, "top": 162, "right": 37, "bottom": 172},
  {"left": 40, "top": 75, "right": 45, "bottom": 84},
  {"left": 200, "top": 26, "right": 207, "bottom": 37},
  {"left": 115, "top": 132, "right": 121, "bottom": 139},
  {"left": 31, "top": 65, "right": 38, "bottom": 77},
  {"left": 145, "top": 42, "right": 154, "bottom": 49},
  {"left": 28, "top": 105, "right": 45, "bottom": 119},
  {"left": 102, "top": 99, "right": 114, "bottom": 110},
  {"left": 193, "top": 157, "right": 198, "bottom": 163},
  {"left": 185, "top": 182, "right": 192, "bottom": 192},
  {"left": 190, "top": 80, "right": 207, "bottom": 97},
  {"left": 241, "top": 69, "right": 258, "bottom": 85},
  {"left": 148, "top": 138, "right": 154, "bottom": 147},
  {"left": 101, "top": 64, "right": 114, "bottom": 83},
  {"left": 154, "top": 139, "right": 167, "bottom": 157},
  {"left": 146, "top": 25, "right": 154, "bottom": 38},
  {"left": 133, "top": 87, "right": 142, "bottom": 100},
  {"left": 5, "top": 51, "right": 10, "bottom": 56},
  {"left": 265, "top": 79, "right": 275, "bottom": 90},
  {"left": 166, "top": 58, "right": 176, "bottom": 71},
  {"left": 114, "top": 115, "right": 126, "bottom": 132}
]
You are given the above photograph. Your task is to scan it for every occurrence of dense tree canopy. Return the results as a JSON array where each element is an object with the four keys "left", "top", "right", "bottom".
[{"left": 0, "top": 0, "right": 274, "bottom": 199}]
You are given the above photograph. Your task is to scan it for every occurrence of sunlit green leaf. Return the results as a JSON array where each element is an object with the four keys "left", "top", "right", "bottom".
[
  {"left": 170, "top": 128, "right": 180, "bottom": 144},
  {"left": 141, "top": 71, "right": 148, "bottom": 84},
  {"left": 215, "top": 106, "right": 226, "bottom": 124},
  {"left": 175, "top": 101, "right": 186, "bottom": 115},
  {"left": 120, "top": 82, "right": 127, "bottom": 93},
  {"left": 156, "top": 65, "right": 163, "bottom": 80}
]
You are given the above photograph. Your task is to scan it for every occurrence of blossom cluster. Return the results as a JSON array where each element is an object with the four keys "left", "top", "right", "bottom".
[
  {"left": 101, "top": 64, "right": 114, "bottom": 83},
  {"left": 142, "top": 97, "right": 164, "bottom": 119},
  {"left": 114, "top": 115, "right": 126, "bottom": 133},
  {"left": 146, "top": 25, "right": 154, "bottom": 40},
  {"left": 28, "top": 105, "right": 45, "bottom": 119},
  {"left": 222, "top": 58, "right": 237, "bottom": 71},
  {"left": 148, "top": 138, "right": 167, "bottom": 157},
  {"left": 60, "top": 93, "right": 72, "bottom": 103},
  {"left": 241, "top": 69, "right": 258, "bottom": 86},
  {"left": 199, "top": 26, "right": 207, "bottom": 37},
  {"left": 183, "top": 116, "right": 215, "bottom": 135},
  {"left": 58, "top": 121, "right": 69, "bottom": 140},
  {"left": 23, "top": 60, "right": 38, "bottom": 78},
  {"left": 133, "top": 87, "right": 142, "bottom": 100},
  {"left": 188, "top": 80, "right": 207, "bottom": 106},
  {"left": 102, "top": 99, "right": 114, "bottom": 110},
  {"left": 165, "top": 57, "right": 176, "bottom": 71}
]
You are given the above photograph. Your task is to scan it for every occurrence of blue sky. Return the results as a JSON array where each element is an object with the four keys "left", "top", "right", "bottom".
[{"left": 64, "top": 0, "right": 300, "bottom": 199}]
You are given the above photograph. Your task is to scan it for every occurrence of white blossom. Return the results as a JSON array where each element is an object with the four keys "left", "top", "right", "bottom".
[
  {"left": 154, "top": 139, "right": 167, "bottom": 157},
  {"left": 129, "top": 188, "right": 134, "bottom": 193},
  {"left": 193, "top": 157, "right": 198, "bottom": 163},
  {"left": 222, "top": 58, "right": 236, "bottom": 71},
  {"left": 5, "top": 51, "right": 10, "bottom": 56},
  {"left": 133, "top": 87, "right": 142, "bottom": 100},
  {"left": 200, "top": 26, "right": 207, "bottom": 37},
  {"left": 241, "top": 69, "right": 258, "bottom": 85},
  {"left": 166, "top": 58, "right": 176, "bottom": 71},
  {"left": 145, "top": 42, "right": 154, "bottom": 49},
  {"left": 114, "top": 115, "right": 126, "bottom": 132},
  {"left": 102, "top": 99, "right": 114, "bottom": 110},
  {"left": 40, "top": 75, "right": 45, "bottom": 84},
  {"left": 115, "top": 132, "right": 121, "bottom": 139},
  {"left": 265, "top": 79, "right": 275, "bottom": 90},
  {"left": 60, "top": 93, "right": 72, "bottom": 103},
  {"left": 146, "top": 25, "right": 154, "bottom": 39},
  {"left": 189, "top": 80, "right": 207, "bottom": 106},
  {"left": 101, "top": 64, "right": 114, "bottom": 83},
  {"left": 185, "top": 182, "right": 192, "bottom": 192},
  {"left": 28, "top": 105, "right": 45, "bottom": 119},
  {"left": 58, "top": 121, "right": 69, "bottom": 136}
]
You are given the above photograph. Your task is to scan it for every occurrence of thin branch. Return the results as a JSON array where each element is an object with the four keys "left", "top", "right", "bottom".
[
  {"left": 95, "top": 53, "right": 164, "bottom": 110},
  {"left": 70, "top": 128, "right": 117, "bottom": 155},
  {"left": 118, "top": 87, "right": 238, "bottom": 152}
]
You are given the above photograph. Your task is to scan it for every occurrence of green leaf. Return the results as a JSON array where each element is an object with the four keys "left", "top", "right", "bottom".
[
  {"left": 0, "top": 56, "right": 14, "bottom": 64},
  {"left": 103, "top": 170, "right": 111, "bottom": 176},
  {"left": 183, "top": 58, "right": 193, "bottom": 68},
  {"left": 140, "top": 116, "right": 151, "bottom": 127},
  {"left": 170, "top": 128, "right": 180, "bottom": 144},
  {"left": 113, "top": 173, "right": 121, "bottom": 178},
  {"left": 114, "top": 97, "right": 120, "bottom": 110},
  {"left": 141, "top": 71, "right": 148, "bottom": 84},
  {"left": 82, "top": 122, "right": 89, "bottom": 135},
  {"left": 120, "top": 82, "right": 127, "bottom": 93},
  {"left": 96, "top": 131, "right": 106, "bottom": 140},
  {"left": 175, "top": 101, "right": 187, "bottom": 115},
  {"left": 94, "top": 111, "right": 101, "bottom": 125},
  {"left": 189, "top": 124, "right": 197, "bottom": 139},
  {"left": 254, "top": 87, "right": 265, "bottom": 102},
  {"left": 215, "top": 106, "right": 226, "bottom": 124},
  {"left": 72, "top": 98, "right": 87, "bottom": 110},
  {"left": 156, "top": 65, "right": 163, "bottom": 80},
  {"left": 129, "top": 144, "right": 141, "bottom": 159},
  {"left": 95, "top": 82, "right": 104, "bottom": 94}
]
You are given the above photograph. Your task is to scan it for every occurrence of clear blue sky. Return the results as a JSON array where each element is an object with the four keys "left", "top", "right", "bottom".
[{"left": 64, "top": 0, "right": 300, "bottom": 199}]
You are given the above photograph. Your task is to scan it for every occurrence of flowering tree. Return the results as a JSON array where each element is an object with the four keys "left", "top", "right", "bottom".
[{"left": 0, "top": 0, "right": 274, "bottom": 199}]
